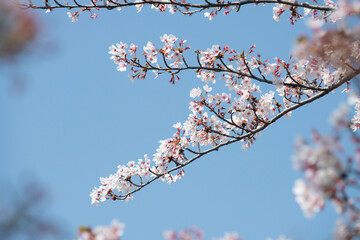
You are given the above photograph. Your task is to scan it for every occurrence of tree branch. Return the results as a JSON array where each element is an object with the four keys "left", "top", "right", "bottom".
[
  {"left": 16, "top": 0, "right": 335, "bottom": 13},
  {"left": 109, "top": 69, "right": 360, "bottom": 201}
]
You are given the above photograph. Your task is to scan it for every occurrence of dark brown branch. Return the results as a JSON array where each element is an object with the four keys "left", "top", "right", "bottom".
[
  {"left": 16, "top": 0, "right": 335, "bottom": 13},
  {"left": 125, "top": 56, "right": 328, "bottom": 91}
]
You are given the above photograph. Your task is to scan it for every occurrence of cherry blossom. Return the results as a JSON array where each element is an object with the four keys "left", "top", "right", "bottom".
[
  {"left": 292, "top": 132, "right": 344, "bottom": 218},
  {"left": 292, "top": 178, "right": 326, "bottom": 217},
  {"left": 67, "top": 11, "right": 80, "bottom": 22},
  {"left": 190, "top": 88, "right": 202, "bottom": 98},
  {"left": 143, "top": 41, "right": 158, "bottom": 64},
  {"left": 77, "top": 219, "right": 125, "bottom": 240},
  {"left": 292, "top": 91, "right": 360, "bottom": 238},
  {"left": 351, "top": 95, "right": 360, "bottom": 132},
  {"left": 109, "top": 42, "right": 129, "bottom": 72},
  {"left": 333, "top": 219, "right": 355, "bottom": 240}
]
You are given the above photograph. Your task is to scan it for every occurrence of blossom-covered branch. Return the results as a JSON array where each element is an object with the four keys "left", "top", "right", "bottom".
[
  {"left": 90, "top": 65, "right": 359, "bottom": 204},
  {"left": 16, "top": 0, "right": 336, "bottom": 12},
  {"left": 16, "top": 0, "right": 336, "bottom": 22},
  {"left": 108, "top": 33, "right": 355, "bottom": 90}
]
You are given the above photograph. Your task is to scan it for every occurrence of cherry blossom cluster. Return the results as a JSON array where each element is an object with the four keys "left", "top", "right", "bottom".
[
  {"left": 271, "top": 0, "right": 356, "bottom": 24},
  {"left": 108, "top": 32, "right": 354, "bottom": 91},
  {"left": 90, "top": 121, "right": 189, "bottom": 204},
  {"left": 292, "top": 132, "right": 344, "bottom": 218},
  {"left": 292, "top": 93, "right": 360, "bottom": 239},
  {"left": 330, "top": 0, "right": 360, "bottom": 22},
  {"left": 352, "top": 102, "right": 360, "bottom": 132},
  {"left": 17, "top": 0, "right": 336, "bottom": 25},
  {"left": 293, "top": 24, "right": 360, "bottom": 79},
  {"left": 77, "top": 219, "right": 125, "bottom": 240},
  {"left": 163, "top": 226, "right": 204, "bottom": 240},
  {"left": 109, "top": 34, "right": 190, "bottom": 83},
  {"left": 292, "top": 132, "right": 360, "bottom": 239},
  {"left": 333, "top": 218, "right": 360, "bottom": 240},
  {"left": 77, "top": 221, "right": 290, "bottom": 240},
  {"left": 350, "top": 92, "right": 360, "bottom": 132}
]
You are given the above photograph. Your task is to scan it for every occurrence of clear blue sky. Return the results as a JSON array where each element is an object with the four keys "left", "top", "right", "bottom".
[{"left": 0, "top": 3, "right": 347, "bottom": 240}]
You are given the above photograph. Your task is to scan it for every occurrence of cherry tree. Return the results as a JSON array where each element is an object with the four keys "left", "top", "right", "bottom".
[{"left": 14, "top": 0, "right": 360, "bottom": 239}]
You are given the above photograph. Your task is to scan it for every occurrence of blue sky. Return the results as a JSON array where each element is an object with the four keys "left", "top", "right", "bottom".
[{"left": 0, "top": 3, "right": 348, "bottom": 240}]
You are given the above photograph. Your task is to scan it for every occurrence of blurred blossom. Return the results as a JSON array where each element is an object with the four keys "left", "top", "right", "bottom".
[
  {"left": 330, "top": 103, "right": 350, "bottom": 130},
  {"left": 0, "top": 0, "right": 38, "bottom": 60},
  {"left": 214, "top": 232, "right": 243, "bottom": 240},
  {"left": 78, "top": 222, "right": 290, "bottom": 240},
  {"left": 293, "top": 93, "right": 360, "bottom": 238},
  {"left": 163, "top": 227, "right": 203, "bottom": 240},
  {"left": 77, "top": 219, "right": 125, "bottom": 240}
]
